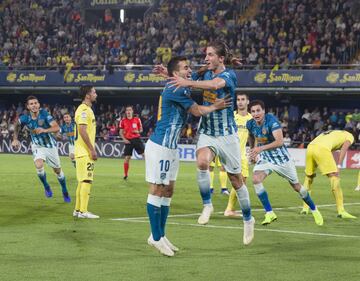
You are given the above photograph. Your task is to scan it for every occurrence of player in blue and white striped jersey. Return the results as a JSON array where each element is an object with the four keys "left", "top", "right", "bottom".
[
  {"left": 247, "top": 100, "right": 323, "bottom": 226},
  {"left": 12, "top": 96, "right": 70, "bottom": 203},
  {"left": 168, "top": 41, "right": 254, "bottom": 246},
  {"left": 146, "top": 56, "right": 232, "bottom": 256},
  {"left": 60, "top": 113, "right": 76, "bottom": 166}
]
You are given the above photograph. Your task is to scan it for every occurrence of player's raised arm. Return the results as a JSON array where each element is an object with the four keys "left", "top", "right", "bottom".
[
  {"left": 11, "top": 119, "right": 22, "bottom": 149},
  {"left": 79, "top": 124, "right": 97, "bottom": 161},
  {"left": 168, "top": 74, "right": 226, "bottom": 92},
  {"left": 188, "top": 95, "right": 232, "bottom": 117},
  {"left": 33, "top": 120, "right": 60, "bottom": 135}
]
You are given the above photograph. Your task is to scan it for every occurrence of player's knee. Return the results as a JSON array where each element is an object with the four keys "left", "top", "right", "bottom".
[
  {"left": 197, "top": 159, "right": 210, "bottom": 170},
  {"left": 252, "top": 175, "right": 263, "bottom": 185}
]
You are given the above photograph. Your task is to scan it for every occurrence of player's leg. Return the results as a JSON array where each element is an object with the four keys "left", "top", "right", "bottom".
[
  {"left": 219, "top": 165, "right": 229, "bottom": 195},
  {"left": 76, "top": 156, "right": 98, "bottom": 218},
  {"left": 73, "top": 181, "right": 81, "bottom": 217},
  {"left": 301, "top": 145, "right": 317, "bottom": 214},
  {"left": 196, "top": 146, "right": 215, "bottom": 225},
  {"left": 33, "top": 157, "right": 52, "bottom": 197},
  {"left": 145, "top": 140, "right": 174, "bottom": 256},
  {"left": 47, "top": 147, "right": 70, "bottom": 202},
  {"left": 69, "top": 144, "right": 76, "bottom": 167},
  {"left": 123, "top": 141, "right": 133, "bottom": 180},
  {"left": 355, "top": 171, "right": 360, "bottom": 191}
]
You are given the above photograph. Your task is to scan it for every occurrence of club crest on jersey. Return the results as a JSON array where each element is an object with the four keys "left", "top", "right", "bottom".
[
  {"left": 160, "top": 173, "right": 166, "bottom": 180},
  {"left": 262, "top": 127, "right": 267, "bottom": 134},
  {"left": 38, "top": 119, "right": 44, "bottom": 126}
]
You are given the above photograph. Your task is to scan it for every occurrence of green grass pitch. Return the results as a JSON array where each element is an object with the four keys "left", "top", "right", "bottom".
[{"left": 1, "top": 154, "right": 360, "bottom": 281}]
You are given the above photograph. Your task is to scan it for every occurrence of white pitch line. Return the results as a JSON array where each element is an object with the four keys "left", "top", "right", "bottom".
[
  {"left": 116, "top": 219, "right": 360, "bottom": 239},
  {"left": 111, "top": 202, "right": 360, "bottom": 221}
]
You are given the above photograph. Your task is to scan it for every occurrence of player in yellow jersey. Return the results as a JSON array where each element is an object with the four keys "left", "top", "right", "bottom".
[
  {"left": 209, "top": 156, "right": 230, "bottom": 195},
  {"left": 301, "top": 129, "right": 356, "bottom": 218},
  {"left": 224, "top": 93, "right": 252, "bottom": 217},
  {"left": 73, "top": 86, "right": 99, "bottom": 219},
  {"left": 355, "top": 171, "right": 360, "bottom": 191}
]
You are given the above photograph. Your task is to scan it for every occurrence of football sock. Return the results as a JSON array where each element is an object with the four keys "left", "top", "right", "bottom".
[
  {"left": 36, "top": 167, "right": 50, "bottom": 190},
  {"left": 226, "top": 188, "right": 237, "bottom": 210},
  {"left": 254, "top": 183, "right": 272, "bottom": 212},
  {"left": 124, "top": 162, "right": 129, "bottom": 177},
  {"left": 209, "top": 169, "right": 214, "bottom": 189},
  {"left": 147, "top": 194, "right": 162, "bottom": 241},
  {"left": 79, "top": 182, "right": 91, "bottom": 213},
  {"left": 75, "top": 182, "right": 81, "bottom": 211},
  {"left": 330, "top": 176, "right": 344, "bottom": 213},
  {"left": 219, "top": 170, "right": 227, "bottom": 189},
  {"left": 235, "top": 185, "right": 252, "bottom": 221},
  {"left": 299, "top": 185, "right": 316, "bottom": 211},
  {"left": 160, "top": 197, "right": 171, "bottom": 237},
  {"left": 57, "top": 170, "right": 68, "bottom": 194},
  {"left": 197, "top": 169, "right": 212, "bottom": 204}
]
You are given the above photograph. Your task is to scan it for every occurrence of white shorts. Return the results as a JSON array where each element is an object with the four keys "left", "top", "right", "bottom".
[
  {"left": 145, "top": 140, "right": 179, "bottom": 185},
  {"left": 31, "top": 144, "right": 61, "bottom": 169},
  {"left": 197, "top": 133, "right": 241, "bottom": 174},
  {"left": 253, "top": 158, "right": 299, "bottom": 184},
  {"left": 69, "top": 144, "right": 75, "bottom": 155}
]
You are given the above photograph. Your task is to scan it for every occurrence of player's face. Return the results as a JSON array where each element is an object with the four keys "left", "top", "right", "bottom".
[
  {"left": 176, "top": 60, "right": 192, "bottom": 79},
  {"left": 63, "top": 114, "right": 71, "bottom": 124},
  {"left": 205, "top": 46, "right": 224, "bottom": 71},
  {"left": 27, "top": 99, "right": 40, "bottom": 113},
  {"left": 237, "top": 95, "right": 249, "bottom": 111},
  {"left": 250, "top": 104, "right": 265, "bottom": 123},
  {"left": 88, "top": 87, "right": 97, "bottom": 102},
  {"left": 126, "top": 107, "right": 133, "bottom": 118}
]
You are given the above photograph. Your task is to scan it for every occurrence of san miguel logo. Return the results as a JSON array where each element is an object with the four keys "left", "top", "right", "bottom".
[
  {"left": 7, "top": 72, "right": 46, "bottom": 83},
  {"left": 254, "top": 72, "right": 267, "bottom": 84},
  {"left": 65, "top": 73, "right": 105, "bottom": 83},
  {"left": 124, "top": 72, "right": 166, "bottom": 83},
  {"left": 326, "top": 72, "right": 339, "bottom": 83},
  {"left": 326, "top": 72, "right": 360, "bottom": 84},
  {"left": 124, "top": 72, "right": 136, "bottom": 83},
  {"left": 254, "top": 72, "right": 303, "bottom": 84}
]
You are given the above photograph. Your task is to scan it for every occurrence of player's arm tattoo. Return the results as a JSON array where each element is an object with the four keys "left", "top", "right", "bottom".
[
  {"left": 13, "top": 120, "right": 21, "bottom": 141},
  {"left": 248, "top": 134, "right": 255, "bottom": 149}
]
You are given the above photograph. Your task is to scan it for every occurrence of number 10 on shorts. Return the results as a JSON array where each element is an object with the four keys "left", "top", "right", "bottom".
[{"left": 159, "top": 160, "right": 170, "bottom": 180}]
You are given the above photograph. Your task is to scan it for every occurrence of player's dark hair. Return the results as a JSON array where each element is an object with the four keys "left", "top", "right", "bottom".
[
  {"left": 249, "top": 100, "right": 265, "bottom": 110},
  {"left": 167, "top": 56, "right": 188, "bottom": 77},
  {"left": 207, "top": 41, "right": 233, "bottom": 65},
  {"left": 26, "top": 95, "right": 38, "bottom": 104},
  {"left": 79, "top": 85, "right": 94, "bottom": 100},
  {"left": 236, "top": 92, "right": 249, "bottom": 100}
]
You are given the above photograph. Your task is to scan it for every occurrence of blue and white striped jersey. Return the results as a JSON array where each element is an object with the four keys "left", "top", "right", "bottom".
[
  {"left": 60, "top": 122, "right": 75, "bottom": 145},
  {"left": 150, "top": 84, "right": 195, "bottom": 149},
  {"left": 19, "top": 109, "right": 57, "bottom": 148},
  {"left": 246, "top": 114, "right": 290, "bottom": 165},
  {"left": 194, "top": 69, "right": 238, "bottom": 136}
]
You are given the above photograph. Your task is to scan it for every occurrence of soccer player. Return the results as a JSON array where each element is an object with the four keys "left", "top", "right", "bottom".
[
  {"left": 301, "top": 129, "right": 356, "bottom": 218},
  {"left": 247, "top": 100, "right": 323, "bottom": 226},
  {"left": 11, "top": 95, "right": 70, "bottom": 202},
  {"left": 209, "top": 156, "right": 229, "bottom": 195},
  {"left": 224, "top": 93, "right": 252, "bottom": 217},
  {"left": 168, "top": 41, "right": 255, "bottom": 245},
  {"left": 355, "top": 171, "right": 360, "bottom": 191},
  {"left": 119, "top": 106, "right": 144, "bottom": 180},
  {"left": 60, "top": 113, "right": 76, "bottom": 166},
  {"left": 73, "top": 86, "right": 99, "bottom": 219},
  {"left": 146, "top": 56, "right": 231, "bottom": 256}
]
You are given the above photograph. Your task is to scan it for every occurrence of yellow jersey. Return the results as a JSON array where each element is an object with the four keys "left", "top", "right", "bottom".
[
  {"left": 74, "top": 103, "right": 96, "bottom": 158},
  {"left": 310, "top": 130, "right": 354, "bottom": 151},
  {"left": 234, "top": 111, "right": 252, "bottom": 156}
]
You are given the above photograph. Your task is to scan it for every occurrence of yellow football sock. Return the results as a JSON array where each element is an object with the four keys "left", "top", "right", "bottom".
[
  {"left": 357, "top": 171, "right": 360, "bottom": 187},
  {"left": 209, "top": 170, "right": 214, "bottom": 188},
  {"left": 80, "top": 182, "right": 91, "bottom": 213},
  {"left": 330, "top": 176, "right": 344, "bottom": 213},
  {"left": 302, "top": 176, "right": 313, "bottom": 209},
  {"left": 75, "top": 182, "right": 81, "bottom": 211},
  {"left": 226, "top": 188, "right": 238, "bottom": 211},
  {"left": 219, "top": 170, "right": 227, "bottom": 189}
]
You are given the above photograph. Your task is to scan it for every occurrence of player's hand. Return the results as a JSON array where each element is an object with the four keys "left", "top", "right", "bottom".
[
  {"left": 231, "top": 57, "right": 243, "bottom": 67},
  {"left": 33, "top": 128, "right": 46, "bottom": 134},
  {"left": 248, "top": 147, "right": 262, "bottom": 162},
  {"left": 90, "top": 149, "right": 97, "bottom": 161},
  {"left": 152, "top": 64, "right": 168, "bottom": 78},
  {"left": 168, "top": 74, "right": 192, "bottom": 92},
  {"left": 132, "top": 130, "right": 140, "bottom": 134},
  {"left": 124, "top": 139, "right": 130, "bottom": 144},
  {"left": 213, "top": 95, "right": 232, "bottom": 110},
  {"left": 11, "top": 139, "right": 20, "bottom": 150}
]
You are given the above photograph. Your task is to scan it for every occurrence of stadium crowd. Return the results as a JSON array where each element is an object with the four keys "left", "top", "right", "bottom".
[
  {"left": 1, "top": 102, "right": 360, "bottom": 149},
  {"left": 1, "top": 0, "right": 359, "bottom": 69}
]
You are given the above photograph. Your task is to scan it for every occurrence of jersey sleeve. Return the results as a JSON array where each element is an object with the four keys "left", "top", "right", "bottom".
[
  {"left": 137, "top": 118, "right": 142, "bottom": 128},
  {"left": 268, "top": 115, "right": 282, "bottom": 133},
  {"left": 169, "top": 88, "right": 195, "bottom": 110},
  {"left": 18, "top": 115, "right": 28, "bottom": 125},
  {"left": 191, "top": 72, "right": 204, "bottom": 81},
  {"left": 218, "top": 71, "right": 235, "bottom": 89},
  {"left": 345, "top": 132, "right": 355, "bottom": 144},
  {"left": 41, "top": 109, "right": 54, "bottom": 124},
  {"left": 119, "top": 119, "right": 124, "bottom": 129},
  {"left": 78, "top": 108, "right": 89, "bottom": 125}
]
